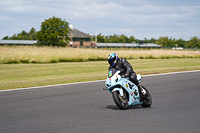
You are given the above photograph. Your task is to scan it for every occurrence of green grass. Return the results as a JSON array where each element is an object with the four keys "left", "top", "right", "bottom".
[{"left": 0, "top": 58, "right": 200, "bottom": 90}]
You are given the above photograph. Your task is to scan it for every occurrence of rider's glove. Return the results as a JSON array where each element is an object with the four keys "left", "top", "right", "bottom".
[
  {"left": 122, "top": 73, "right": 129, "bottom": 78},
  {"left": 125, "top": 73, "right": 129, "bottom": 77}
]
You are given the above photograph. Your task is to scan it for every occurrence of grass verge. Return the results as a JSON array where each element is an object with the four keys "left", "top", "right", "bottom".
[
  {"left": 0, "top": 58, "right": 200, "bottom": 90},
  {"left": 0, "top": 46, "right": 200, "bottom": 64}
]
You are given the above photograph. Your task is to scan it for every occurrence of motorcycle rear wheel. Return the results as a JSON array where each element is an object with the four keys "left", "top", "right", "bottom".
[
  {"left": 141, "top": 86, "right": 152, "bottom": 108},
  {"left": 112, "top": 91, "right": 128, "bottom": 110}
]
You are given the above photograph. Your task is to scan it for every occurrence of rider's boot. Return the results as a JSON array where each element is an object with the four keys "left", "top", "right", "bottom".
[
  {"left": 137, "top": 84, "right": 146, "bottom": 101},
  {"left": 138, "top": 85, "right": 146, "bottom": 95}
]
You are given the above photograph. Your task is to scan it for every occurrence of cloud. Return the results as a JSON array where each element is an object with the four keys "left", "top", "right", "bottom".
[{"left": 0, "top": 0, "right": 200, "bottom": 40}]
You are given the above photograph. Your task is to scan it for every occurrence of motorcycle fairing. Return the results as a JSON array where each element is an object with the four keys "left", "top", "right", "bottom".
[{"left": 107, "top": 77, "right": 143, "bottom": 106}]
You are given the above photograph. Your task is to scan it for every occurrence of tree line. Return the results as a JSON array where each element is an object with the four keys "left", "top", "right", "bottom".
[
  {"left": 3, "top": 28, "right": 37, "bottom": 40},
  {"left": 2, "top": 16, "right": 200, "bottom": 48},
  {"left": 2, "top": 17, "right": 70, "bottom": 47},
  {"left": 91, "top": 34, "right": 200, "bottom": 48}
]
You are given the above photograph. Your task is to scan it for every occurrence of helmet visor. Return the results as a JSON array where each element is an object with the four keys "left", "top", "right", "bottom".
[{"left": 108, "top": 56, "right": 116, "bottom": 66}]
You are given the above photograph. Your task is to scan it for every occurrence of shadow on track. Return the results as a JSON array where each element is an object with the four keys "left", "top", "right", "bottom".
[{"left": 106, "top": 105, "right": 143, "bottom": 110}]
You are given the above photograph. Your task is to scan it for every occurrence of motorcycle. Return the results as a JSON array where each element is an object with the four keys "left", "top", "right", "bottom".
[{"left": 103, "top": 68, "right": 152, "bottom": 109}]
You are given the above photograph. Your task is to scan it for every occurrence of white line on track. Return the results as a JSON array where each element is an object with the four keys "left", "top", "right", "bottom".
[{"left": 1, "top": 70, "right": 200, "bottom": 92}]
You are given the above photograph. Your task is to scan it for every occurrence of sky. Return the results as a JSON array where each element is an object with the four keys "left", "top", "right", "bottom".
[{"left": 0, "top": 0, "right": 200, "bottom": 40}]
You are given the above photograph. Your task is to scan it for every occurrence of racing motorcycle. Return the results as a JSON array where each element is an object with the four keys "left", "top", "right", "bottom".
[{"left": 103, "top": 68, "right": 152, "bottom": 109}]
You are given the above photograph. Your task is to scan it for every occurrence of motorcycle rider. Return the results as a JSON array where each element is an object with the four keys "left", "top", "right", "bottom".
[{"left": 107, "top": 53, "right": 146, "bottom": 96}]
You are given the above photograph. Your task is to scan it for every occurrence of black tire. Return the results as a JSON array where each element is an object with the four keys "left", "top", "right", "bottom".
[
  {"left": 112, "top": 91, "right": 128, "bottom": 110},
  {"left": 141, "top": 86, "right": 152, "bottom": 108}
]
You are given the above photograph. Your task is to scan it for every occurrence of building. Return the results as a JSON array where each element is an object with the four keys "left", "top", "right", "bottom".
[
  {"left": 68, "top": 25, "right": 94, "bottom": 48},
  {"left": 0, "top": 26, "right": 95, "bottom": 47},
  {"left": 96, "top": 43, "right": 161, "bottom": 48},
  {"left": 0, "top": 40, "right": 37, "bottom": 46}
]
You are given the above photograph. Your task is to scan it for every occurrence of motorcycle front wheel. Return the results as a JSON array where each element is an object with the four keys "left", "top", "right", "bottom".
[
  {"left": 112, "top": 91, "right": 128, "bottom": 110},
  {"left": 141, "top": 86, "right": 152, "bottom": 108}
]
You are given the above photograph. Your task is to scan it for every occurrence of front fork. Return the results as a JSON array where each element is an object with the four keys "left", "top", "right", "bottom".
[
  {"left": 118, "top": 87, "right": 127, "bottom": 104},
  {"left": 112, "top": 87, "right": 124, "bottom": 97}
]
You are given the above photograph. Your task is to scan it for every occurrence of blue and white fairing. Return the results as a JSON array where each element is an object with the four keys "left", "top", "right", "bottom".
[{"left": 105, "top": 69, "right": 143, "bottom": 106}]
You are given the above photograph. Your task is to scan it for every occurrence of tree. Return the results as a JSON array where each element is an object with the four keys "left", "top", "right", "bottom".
[
  {"left": 109, "top": 34, "right": 119, "bottom": 43},
  {"left": 97, "top": 33, "right": 106, "bottom": 43},
  {"left": 187, "top": 36, "right": 200, "bottom": 48},
  {"left": 175, "top": 38, "right": 186, "bottom": 48},
  {"left": 17, "top": 30, "right": 31, "bottom": 40},
  {"left": 144, "top": 37, "right": 148, "bottom": 43},
  {"left": 155, "top": 37, "right": 175, "bottom": 47},
  {"left": 2, "top": 36, "right": 9, "bottom": 40},
  {"left": 128, "top": 36, "right": 136, "bottom": 43},
  {"left": 155, "top": 37, "right": 168, "bottom": 47},
  {"left": 150, "top": 38, "right": 156, "bottom": 43},
  {"left": 36, "top": 16, "right": 70, "bottom": 47},
  {"left": 2, "top": 29, "right": 35, "bottom": 40},
  {"left": 118, "top": 34, "right": 128, "bottom": 43},
  {"left": 29, "top": 28, "right": 37, "bottom": 40}
]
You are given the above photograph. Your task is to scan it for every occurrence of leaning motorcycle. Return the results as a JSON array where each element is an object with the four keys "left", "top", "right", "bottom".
[{"left": 103, "top": 68, "right": 152, "bottom": 109}]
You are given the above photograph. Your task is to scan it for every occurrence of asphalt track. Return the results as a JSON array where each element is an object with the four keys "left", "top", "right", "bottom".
[{"left": 0, "top": 71, "right": 200, "bottom": 133}]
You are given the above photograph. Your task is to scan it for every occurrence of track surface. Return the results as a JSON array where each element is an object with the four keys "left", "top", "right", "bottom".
[{"left": 0, "top": 71, "right": 200, "bottom": 133}]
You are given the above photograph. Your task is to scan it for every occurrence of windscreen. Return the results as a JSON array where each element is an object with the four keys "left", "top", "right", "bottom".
[{"left": 108, "top": 68, "right": 118, "bottom": 78}]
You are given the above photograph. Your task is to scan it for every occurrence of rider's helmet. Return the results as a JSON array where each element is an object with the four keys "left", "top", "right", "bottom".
[{"left": 108, "top": 53, "right": 118, "bottom": 66}]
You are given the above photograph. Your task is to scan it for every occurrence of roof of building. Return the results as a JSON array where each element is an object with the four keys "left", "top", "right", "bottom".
[
  {"left": 68, "top": 28, "right": 92, "bottom": 38},
  {"left": 0, "top": 40, "right": 37, "bottom": 45},
  {"left": 96, "top": 43, "right": 161, "bottom": 48}
]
